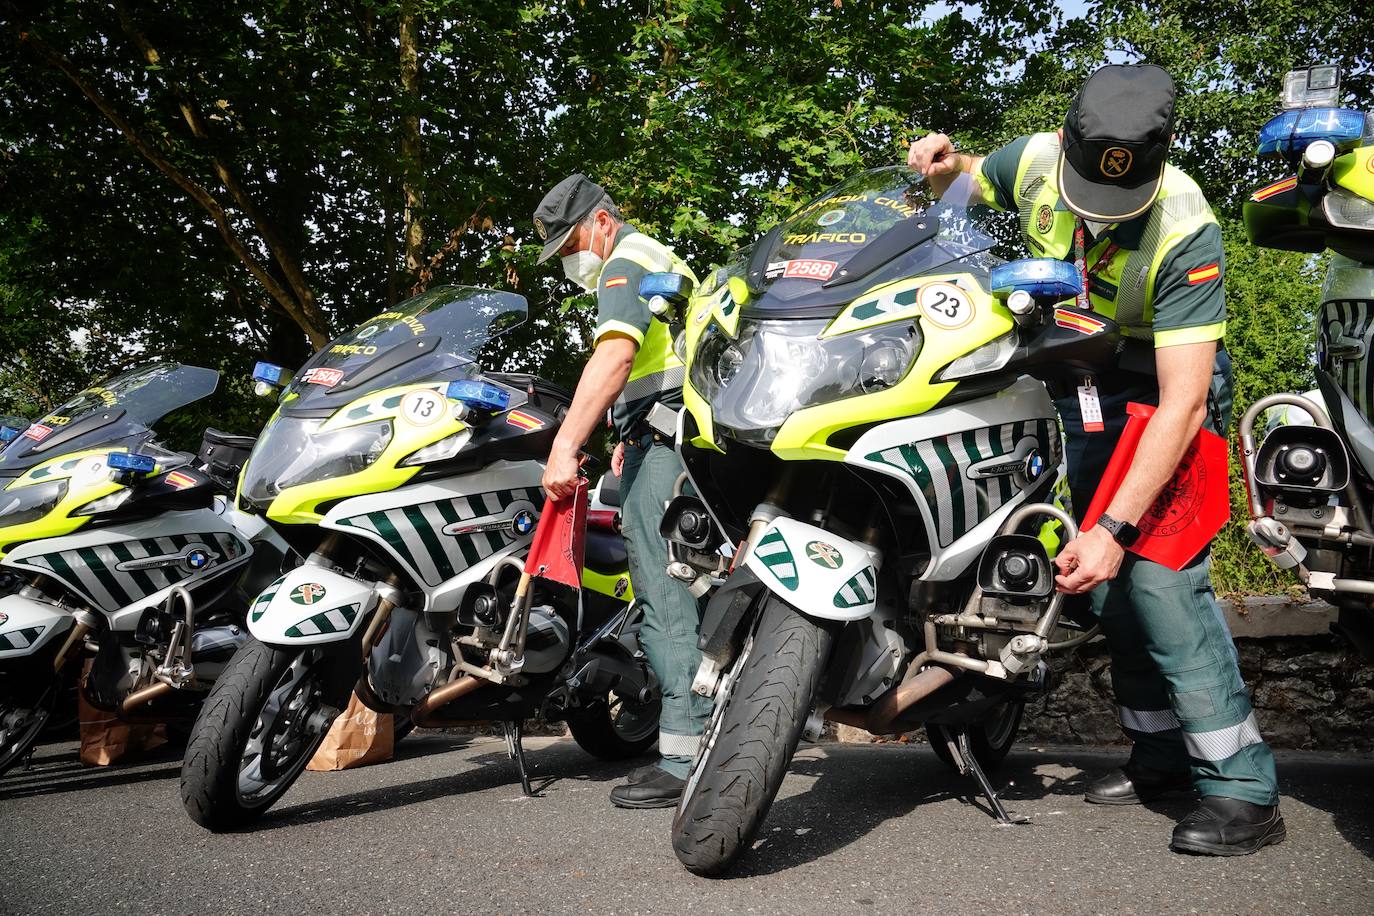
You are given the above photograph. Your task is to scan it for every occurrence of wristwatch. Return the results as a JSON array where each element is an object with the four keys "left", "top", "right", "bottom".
[{"left": 1096, "top": 513, "right": 1141, "bottom": 548}]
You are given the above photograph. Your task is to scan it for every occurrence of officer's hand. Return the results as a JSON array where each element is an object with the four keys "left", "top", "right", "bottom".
[
  {"left": 1053, "top": 526, "right": 1125, "bottom": 595},
  {"left": 542, "top": 446, "right": 582, "bottom": 501},
  {"left": 907, "top": 133, "right": 961, "bottom": 177},
  {"left": 611, "top": 441, "right": 626, "bottom": 478}
]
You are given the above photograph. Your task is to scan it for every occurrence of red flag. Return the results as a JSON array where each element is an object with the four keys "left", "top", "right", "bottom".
[
  {"left": 1082, "top": 402, "right": 1230, "bottom": 571},
  {"left": 523, "top": 479, "right": 588, "bottom": 589}
]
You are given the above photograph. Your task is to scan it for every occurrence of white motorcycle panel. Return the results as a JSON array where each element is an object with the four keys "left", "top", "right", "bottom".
[
  {"left": 0, "top": 592, "right": 74, "bottom": 659},
  {"left": 247, "top": 565, "right": 377, "bottom": 647},
  {"left": 744, "top": 517, "right": 877, "bottom": 621}
]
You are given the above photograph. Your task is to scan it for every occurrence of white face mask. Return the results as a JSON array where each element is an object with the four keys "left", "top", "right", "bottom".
[
  {"left": 561, "top": 220, "right": 605, "bottom": 291},
  {"left": 1084, "top": 219, "right": 1111, "bottom": 238}
]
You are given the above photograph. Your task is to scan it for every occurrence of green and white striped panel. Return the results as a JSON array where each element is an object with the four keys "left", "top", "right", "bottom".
[
  {"left": 338, "top": 487, "right": 541, "bottom": 587},
  {"left": 250, "top": 574, "right": 288, "bottom": 623},
  {"left": 866, "top": 420, "right": 1059, "bottom": 547},
  {"left": 0, "top": 625, "right": 44, "bottom": 652},
  {"left": 753, "top": 528, "right": 798, "bottom": 591},
  {"left": 284, "top": 603, "right": 360, "bottom": 638},
  {"left": 20, "top": 532, "right": 248, "bottom": 612},
  {"left": 833, "top": 567, "right": 876, "bottom": 610}
]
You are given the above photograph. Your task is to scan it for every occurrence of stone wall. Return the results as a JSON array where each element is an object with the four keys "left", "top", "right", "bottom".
[{"left": 844, "top": 599, "right": 1374, "bottom": 752}]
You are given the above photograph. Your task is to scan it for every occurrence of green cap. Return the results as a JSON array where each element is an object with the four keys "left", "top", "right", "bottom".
[{"left": 532, "top": 174, "right": 609, "bottom": 264}]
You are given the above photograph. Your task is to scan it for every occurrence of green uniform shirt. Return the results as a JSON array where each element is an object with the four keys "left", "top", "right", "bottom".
[
  {"left": 592, "top": 225, "right": 697, "bottom": 437},
  {"left": 974, "top": 133, "right": 1226, "bottom": 348}
]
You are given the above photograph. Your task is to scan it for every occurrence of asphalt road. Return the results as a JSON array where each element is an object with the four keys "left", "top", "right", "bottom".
[{"left": 2, "top": 734, "right": 1372, "bottom": 915}]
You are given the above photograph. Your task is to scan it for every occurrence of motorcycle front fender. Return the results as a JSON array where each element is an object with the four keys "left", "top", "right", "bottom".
[
  {"left": 246, "top": 565, "right": 378, "bottom": 647},
  {"left": 743, "top": 517, "right": 878, "bottom": 622},
  {"left": 0, "top": 592, "right": 73, "bottom": 660}
]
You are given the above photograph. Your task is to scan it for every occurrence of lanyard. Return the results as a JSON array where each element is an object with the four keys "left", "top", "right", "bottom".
[{"left": 1072, "top": 219, "right": 1119, "bottom": 312}]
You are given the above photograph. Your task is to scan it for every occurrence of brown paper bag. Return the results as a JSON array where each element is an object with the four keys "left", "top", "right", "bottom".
[
  {"left": 307, "top": 693, "right": 394, "bottom": 771},
  {"left": 77, "top": 664, "right": 168, "bottom": 767}
]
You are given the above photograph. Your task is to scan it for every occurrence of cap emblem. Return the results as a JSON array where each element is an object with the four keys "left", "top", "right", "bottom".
[
  {"left": 534, "top": 217, "right": 547, "bottom": 240},
  {"left": 1099, "top": 147, "right": 1133, "bottom": 178}
]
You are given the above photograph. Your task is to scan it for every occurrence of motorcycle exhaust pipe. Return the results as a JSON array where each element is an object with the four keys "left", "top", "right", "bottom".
[
  {"left": 409, "top": 674, "right": 486, "bottom": 727},
  {"left": 824, "top": 655, "right": 959, "bottom": 735},
  {"left": 120, "top": 680, "right": 173, "bottom": 717}
]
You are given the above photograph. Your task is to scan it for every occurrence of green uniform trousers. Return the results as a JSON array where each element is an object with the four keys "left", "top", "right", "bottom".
[
  {"left": 620, "top": 440, "right": 712, "bottom": 778},
  {"left": 1057, "top": 350, "right": 1280, "bottom": 806}
]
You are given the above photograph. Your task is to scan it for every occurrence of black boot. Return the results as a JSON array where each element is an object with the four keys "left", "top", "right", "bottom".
[
  {"left": 609, "top": 767, "right": 685, "bottom": 809},
  {"left": 1085, "top": 762, "right": 1193, "bottom": 805},
  {"left": 1171, "top": 795, "right": 1286, "bottom": 856}
]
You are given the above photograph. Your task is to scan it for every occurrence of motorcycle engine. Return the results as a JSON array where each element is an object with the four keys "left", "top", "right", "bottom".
[
  {"left": 521, "top": 606, "right": 571, "bottom": 675},
  {"left": 368, "top": 606, "right": 448, "bottom": 706}
]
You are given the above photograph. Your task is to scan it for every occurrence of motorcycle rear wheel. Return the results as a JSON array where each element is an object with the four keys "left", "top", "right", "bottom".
[
  {"left": 180, "top": 636, "right": 355, "bottom": 831},
  {"left": 925, "top": 699, "right": 1024, "bottom": 774},
  {"left": 671, "top": 594, "right": 833, "bottom": 876},
  {"left": 566, "top": 688, "right": 660, "bottom": 759}
]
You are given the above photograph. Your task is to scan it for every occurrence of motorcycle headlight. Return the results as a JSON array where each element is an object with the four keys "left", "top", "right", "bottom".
[
  {"left": 934, "top": 330, "right": 1019, "bottom": 381},
  {"left": 242, "top": 418, "right": 394, "bottom": 503},
  {"left": 401, "top": 428, "right": 472, "bottom": 467},
  {"left": 691, "top": 318, "right": 921, "bottom": 441},
  {"left": 0, "top": 479, "right": 69, "bottom": 529}
]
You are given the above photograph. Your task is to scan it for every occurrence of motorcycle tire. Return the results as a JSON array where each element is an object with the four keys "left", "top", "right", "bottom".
[
  {"left": 671, "top": 594, "right": 833, "bottom": 876},
  {"left": 925, "top": 699, "right": 1024, "bottom": 774},
  {"left": 0, "top": 672, "right": 60, "bottom": 779},
  {"left": 180, "top": 636, "right": 355, "bottom": 831},
  {"left": 566, "top": 689, "right": 660, "bottom": 760},
  {"left": 392, "top": 714, "right": 416, "bottom": 744}
]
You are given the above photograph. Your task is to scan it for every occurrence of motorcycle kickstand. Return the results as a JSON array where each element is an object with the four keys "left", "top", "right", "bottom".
[
  {"left": 503, "top": 720, "right": 538, "bottom": 797},
  {"left": 940, "top": 726, "right": 1029, "bottom": 826}
]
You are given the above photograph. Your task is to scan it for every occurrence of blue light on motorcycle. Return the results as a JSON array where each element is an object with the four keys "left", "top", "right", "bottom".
[
  {"left": 0, "top": 426, "right": 19, "bottom": 443},
  {"left": 989, "top": 258, "right": 1083, "bottom": 300},
  {"left": 107, "top": 452, "right": 157, "bottom": 474},
  {"left": 1257, "top": 108, "right": 1367, "bottom": 156},
  {"left": 445, "top": 380, "right": 510, "bottom": 413},
  {"left": 252, "top": 361, "right": 289, "bottom": 385},
  {"left": 639, "top": 272, "right": 692, "bottom": 301}
]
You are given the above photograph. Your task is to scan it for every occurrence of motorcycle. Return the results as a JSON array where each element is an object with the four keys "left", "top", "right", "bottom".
[
  {"left": 179, "top": 284, "right": 659, "bottom": 831},
  {"left": 643, "top": 168, "right": 1122, "bottom": 874},
  {"left": 1238, "top": 64, "right": 1374, "bottom": 659},
  {"left": 0, "top": 362, "right": 290, "bottom": 777}
]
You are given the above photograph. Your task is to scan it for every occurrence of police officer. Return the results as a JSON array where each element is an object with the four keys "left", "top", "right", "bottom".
[
  {"left": 908, "top": 64, "right": 1284, "bottom": 855},
  {"left": 532, "top": 174, "right": 711, "bottom": 808}
]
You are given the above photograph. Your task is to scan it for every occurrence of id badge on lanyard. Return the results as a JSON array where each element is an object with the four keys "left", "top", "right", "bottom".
[{"left": 1072, "top": 219, "right": 1119, "bottom": 313}]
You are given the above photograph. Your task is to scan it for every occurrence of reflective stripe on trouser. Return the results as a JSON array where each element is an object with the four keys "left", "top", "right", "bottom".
[
  {"left": 1092, "top": 553, "right": 1279, "bottom": 806},
  {"left": 620, "top": 441, "right": 711, "bottom": 779}
]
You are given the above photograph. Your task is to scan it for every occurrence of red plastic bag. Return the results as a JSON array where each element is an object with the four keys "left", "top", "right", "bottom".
[{"left": 1081, "top": 402, "right": 1230, "bottom": 570}]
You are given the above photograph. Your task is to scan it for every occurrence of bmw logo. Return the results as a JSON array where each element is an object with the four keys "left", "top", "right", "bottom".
[
  {"left": 185, "top": 548, "right": 211, "bottom": 570},
  {"left": 512, "top": 510, "right": 536, "bottom": 536},
  {"left": 1024, "top": 450, "right": 1045, "bottom": 481}
]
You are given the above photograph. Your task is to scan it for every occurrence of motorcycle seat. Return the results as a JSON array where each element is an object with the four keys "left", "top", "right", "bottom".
[{"left": 584, "top": 529, "right": 628, "bottom": 576}]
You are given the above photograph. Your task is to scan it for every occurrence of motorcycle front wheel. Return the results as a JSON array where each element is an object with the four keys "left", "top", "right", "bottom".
[
  {"left": 671, "top": 594, "right": 833, "bottom": 876},
  {"left": 0, "top": 668, "right": 60, "bottom": 778},
  {"left": 180, "top": 636, "right": 355, "bottom": 831}
]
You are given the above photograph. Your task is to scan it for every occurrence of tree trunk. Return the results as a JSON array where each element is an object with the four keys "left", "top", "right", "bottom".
[{"left": 399, "top": 1, "right": 425, "bottom": 288}]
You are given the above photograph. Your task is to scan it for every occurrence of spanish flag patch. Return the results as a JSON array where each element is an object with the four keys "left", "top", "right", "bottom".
[
  {"left": 1053, "top": 308, "right": 1106, "bottom": 336},
  {"left": 505, "top": 409, "right": 545, "bottom": 431},
  {"left": 604, "top": 276, "right": 628, "bottom": 288},
  {"left": 1187, "top": 263, "right": 1220, "bottom": 285}
]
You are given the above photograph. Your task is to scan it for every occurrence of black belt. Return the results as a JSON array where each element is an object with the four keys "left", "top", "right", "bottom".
[{"left": 623, "top": 423, "right": 670, "bottom": 450}]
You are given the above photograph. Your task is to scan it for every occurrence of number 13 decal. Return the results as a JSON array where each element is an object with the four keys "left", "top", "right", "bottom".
[
  {"left": 918, "top": 282, "right": 974, "bottom": 330},
  {"left": 401, "top": 388, "right": 445, "bottom": 426}
]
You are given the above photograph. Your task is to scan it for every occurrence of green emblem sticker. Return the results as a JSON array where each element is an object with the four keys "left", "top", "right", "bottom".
[
  {"left": 290, "top": 583, "right": 327, "bottom": 605},
  {"left": 805, "top": 541, "right": 843, "bottom": 569}
]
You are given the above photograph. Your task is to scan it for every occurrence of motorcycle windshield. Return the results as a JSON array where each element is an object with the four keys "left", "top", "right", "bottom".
[
  {"left": 735, "top": 168, "right": 1002, "bottom": 314},
  {"left": 282, "top": 285, "right": 528, "bottom": 413},
  {"left": 0, "top": 363, "right": 219, "bottom": 474}
]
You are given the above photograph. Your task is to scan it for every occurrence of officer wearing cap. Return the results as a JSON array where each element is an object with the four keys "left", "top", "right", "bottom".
[
  {"left": 532, "top": 174, "right": 710, "bottom": 808},
  {"left": 908, "top": 64, "right": 1284, "bottom": 855}
]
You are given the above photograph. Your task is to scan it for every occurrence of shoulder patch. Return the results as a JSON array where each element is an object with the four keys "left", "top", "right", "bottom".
[{"left": 1186, "top": 263, "right": 1220, "bottom": 285}]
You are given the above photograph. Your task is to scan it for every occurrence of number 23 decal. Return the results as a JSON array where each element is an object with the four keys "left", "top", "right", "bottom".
[{"left": 918, "top": 282, "right": 974, "bottom": 330}]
